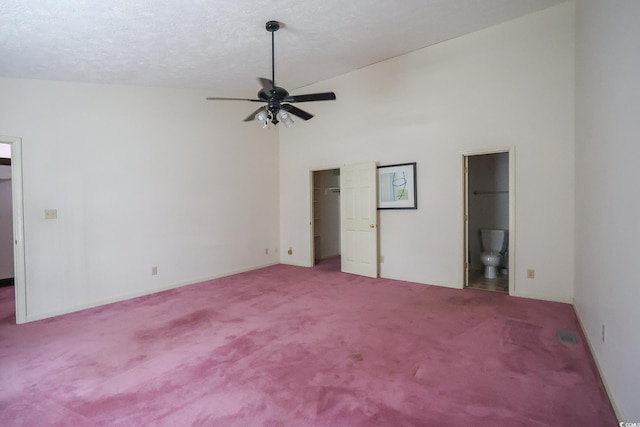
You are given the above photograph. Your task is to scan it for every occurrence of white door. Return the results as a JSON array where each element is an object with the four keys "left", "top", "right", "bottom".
[{"left": 340, "top": 162, "right": 378, "bottom": 278}]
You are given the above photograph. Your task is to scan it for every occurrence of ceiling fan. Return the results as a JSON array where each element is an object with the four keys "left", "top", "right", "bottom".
[{"left": 206, "top": 21, "right": 336, "bottom": 128}]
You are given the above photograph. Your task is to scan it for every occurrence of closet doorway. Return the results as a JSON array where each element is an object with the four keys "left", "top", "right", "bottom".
[{"left": 311, "top": 169, "right": 341, "bottom": 266}]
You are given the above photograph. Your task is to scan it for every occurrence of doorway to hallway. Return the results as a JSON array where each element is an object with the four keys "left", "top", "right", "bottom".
[{"left": 0, "top": 136, "right": 26, "bottom": 323}]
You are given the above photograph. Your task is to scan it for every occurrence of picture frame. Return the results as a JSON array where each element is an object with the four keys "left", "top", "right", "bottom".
[{"left": 377, "top": 162, "right": 417, "bottom": 209}]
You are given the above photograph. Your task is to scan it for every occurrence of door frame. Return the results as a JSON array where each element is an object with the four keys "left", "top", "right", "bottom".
[
  {"left": 1, "top": 135, "right": 27, "bottom": 324},
  {"left": 462, "top": 147, "right": 515, "bottom": 295}
]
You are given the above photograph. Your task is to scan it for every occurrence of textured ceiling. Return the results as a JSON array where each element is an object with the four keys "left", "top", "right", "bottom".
[{"left": 0, "top": 0, "right": 566, "bottom": 97}]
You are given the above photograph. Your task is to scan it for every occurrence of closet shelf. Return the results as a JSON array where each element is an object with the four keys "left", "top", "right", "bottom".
[{"left": 473, "top": 190, "right": 508, "bottom": 195}]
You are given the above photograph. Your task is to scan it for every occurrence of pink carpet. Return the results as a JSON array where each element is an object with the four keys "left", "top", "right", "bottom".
[{"left": 0, "top": 258, "right": 617, "bottom": 426}]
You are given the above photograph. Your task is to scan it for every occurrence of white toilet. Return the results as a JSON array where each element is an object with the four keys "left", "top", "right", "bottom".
[{"left": 480, "top": 229, "right": 508, "bottom": 279}]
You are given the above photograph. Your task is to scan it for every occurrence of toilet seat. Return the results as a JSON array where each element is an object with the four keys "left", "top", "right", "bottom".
[{"left": 482, "top": 251, "right": 501, "bottom": 257}]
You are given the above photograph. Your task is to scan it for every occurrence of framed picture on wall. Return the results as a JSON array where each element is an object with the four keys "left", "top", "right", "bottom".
[{"left": 377, "top": 162, "right": 417, "bottom": 209}]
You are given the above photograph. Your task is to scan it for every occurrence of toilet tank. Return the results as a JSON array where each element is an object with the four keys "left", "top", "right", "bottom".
[{"left": 480, "top": 229, "right": 507, "bottom": 252}]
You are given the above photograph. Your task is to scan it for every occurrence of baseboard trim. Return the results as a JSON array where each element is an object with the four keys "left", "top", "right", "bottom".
[
  {"left": 281, "top": 260, "right": 312, "bottom": 268},
  {"left": 510, "top": 291, "right": 573, "bottom": 304},
  {"left": 378, "top": 273, "right": 463, "bottom": 290},
  {"left": 573, "top": 304, "right": 624, "bottom": 423},
  {"left": 24, "top": 261, "right": 280, "bottom": 323}
]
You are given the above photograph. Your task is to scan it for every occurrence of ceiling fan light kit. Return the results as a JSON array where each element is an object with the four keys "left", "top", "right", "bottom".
[
  {"left": 206, "top": 21, "right": 336, "bottom": 128},
  {"left": 277, "top": 109, "right": 294, "bottom": 128},
  {"left": 256, "top": 110, "right": 270, "bottom": 128}
]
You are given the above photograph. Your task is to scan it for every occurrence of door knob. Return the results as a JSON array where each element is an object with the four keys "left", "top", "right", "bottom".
[{"left": 370, "top": 224, "right": 375, "bottom": 228}]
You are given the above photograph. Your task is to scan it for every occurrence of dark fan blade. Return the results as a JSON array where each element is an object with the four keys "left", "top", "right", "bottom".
[
  {"left": 284, "top": 92, "right": 336, "bottom": 103},
  {"left": 258, "top": 78, "right": 274, "bottom": 92},
  {"left": 281, "top": 104, "right": 314, "bottom": 120},
  {"left": 243, "top": 107, "right": 267, "bottom": 122},
  {"left": 207, "top": 96, "right": 263, "bottom": 102}
]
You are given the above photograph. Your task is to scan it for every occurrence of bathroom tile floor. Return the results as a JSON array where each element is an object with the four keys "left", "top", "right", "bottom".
[{"left": 467, "top": 269, "right": 508, "bottom": 293}]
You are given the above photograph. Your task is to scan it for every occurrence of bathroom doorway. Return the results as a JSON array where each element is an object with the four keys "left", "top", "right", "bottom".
[
  {"left": 311, "top": 169, "right": 341, "bottom": 268},
  {"left": 463, "top": 150, "right": 514, "bottom": 294}
]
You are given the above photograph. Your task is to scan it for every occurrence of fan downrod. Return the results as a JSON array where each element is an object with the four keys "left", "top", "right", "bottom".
[
  {"left": 265, "top": 21, "right": 280, "bottom": 32},
  {"left": 205, "top": 19, "right": 336, "bottom": 126}
]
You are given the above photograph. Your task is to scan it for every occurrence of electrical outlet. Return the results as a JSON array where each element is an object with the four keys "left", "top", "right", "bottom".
[
  {"left": 602, "top": 324, "right": 605, "bottom": 342},
  {"left": 265, "top": 248, "right": 269, "bottom": 255},
  {"left": 44, "top": 209, "right": 57, "bottom": 220},
  {"left": 380, "top": 255, "right": 385, "bottom": 263},
  {"left": 287, "top": 247, "right": 293, "bottom": 255},
  {"left": 527, "top": 269, "right": 535, "bottom": 279},
  {"left": 151, "top": 266, "right": 158, "bottom": 276}
]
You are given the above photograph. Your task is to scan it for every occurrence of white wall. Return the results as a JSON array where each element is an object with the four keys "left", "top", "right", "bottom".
[
  {"left": 0, "top": 165, "right": 13, "bottom": 279},
  {"left": 0, "top": 78, "right": 280, "bottom": 320},
  {"left": 574, "top": 0, "right": 640, "bottom": 421},
  {"left": 280, "top": 3, "right": 575, "bottom": 302}
]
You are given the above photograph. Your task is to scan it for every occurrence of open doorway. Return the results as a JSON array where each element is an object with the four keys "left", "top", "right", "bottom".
[
  {"left": 311, "top": 169, "right": 341, "bottom": 268},
  {"left": 0, "top": 144, "right": 14, "bottom": 293},
  {"left": 463, "top": 150, "right": 514, "bottom": 294},
  {"left": 0, "top": 136, "right": 26, "bottom": 324}
]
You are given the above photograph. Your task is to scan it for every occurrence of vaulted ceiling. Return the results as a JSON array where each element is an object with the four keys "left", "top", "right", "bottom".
[{"left": 1, "top": 0, "right": 566, "bottom": 96}]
